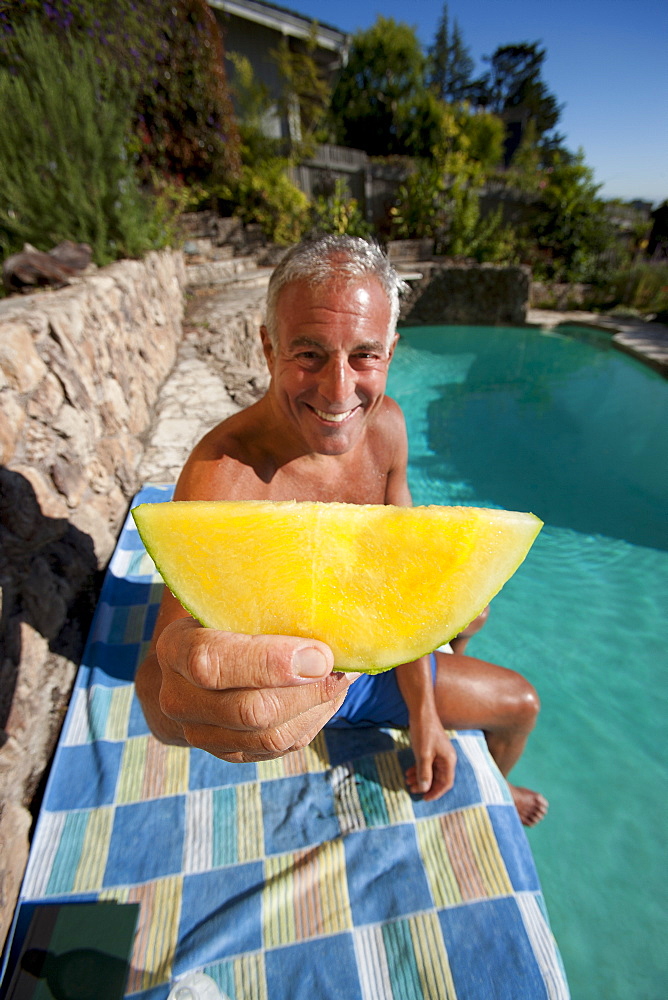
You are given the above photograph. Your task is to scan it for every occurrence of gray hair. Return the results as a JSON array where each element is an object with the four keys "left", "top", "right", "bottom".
[{"left": 264, "top": 234, "right": 406, "bottom": 348}]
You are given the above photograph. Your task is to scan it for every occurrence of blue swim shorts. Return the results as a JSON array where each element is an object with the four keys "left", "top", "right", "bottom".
[{"left": 326, "top": 652, "right": 439, "bottom": 729}]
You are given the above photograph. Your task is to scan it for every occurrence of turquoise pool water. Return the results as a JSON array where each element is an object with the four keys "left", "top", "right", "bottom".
[{"left": 388, "top": 325, "right": 668, "bottom": 1000}]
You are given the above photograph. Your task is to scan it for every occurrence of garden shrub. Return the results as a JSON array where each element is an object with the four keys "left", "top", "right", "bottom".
[
  {"left": 220, "top": 161, "right": 310, "bottom": 246},
  {"left": 310, "top": 180, "right": 371, "bottom": 238},
  {"left": 0, "top": 0, "right": 241, "bottom": 190},
  {"left": 390, "top": 158, "right": 516, "bottom": 262},
  {"left": 594, "top": 263, "right": 668, "bottom": 315},
  {"left": 0, "top": 19, "right": 168, "bottom": 264}
]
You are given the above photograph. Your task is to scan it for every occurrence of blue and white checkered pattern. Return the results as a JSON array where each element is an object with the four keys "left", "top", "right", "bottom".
[{"left": 8, "top": 486, "right": 570, "bottom": 999}]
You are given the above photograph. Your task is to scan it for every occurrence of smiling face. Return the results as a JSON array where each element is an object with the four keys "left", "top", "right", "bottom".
[{"left": 261, "top": 275, "right": 397, "bottom": 457}]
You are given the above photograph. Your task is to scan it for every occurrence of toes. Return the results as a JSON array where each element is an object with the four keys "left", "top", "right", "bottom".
[{"left": 510, "top": 785, "right": 549, "bottom": 827}]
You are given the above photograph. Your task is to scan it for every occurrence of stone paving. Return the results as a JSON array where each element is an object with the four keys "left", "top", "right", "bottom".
[
  {"left": 138, "top": 272, "right": 271, "bottom": 485},
  {"left": 138, "top": 262, "right": 667, "bottom": 488}
]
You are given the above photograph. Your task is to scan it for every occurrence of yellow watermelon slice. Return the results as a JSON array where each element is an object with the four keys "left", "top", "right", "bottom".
[{"left": 132, "top": 500, "right": 542, "bottom": 673}]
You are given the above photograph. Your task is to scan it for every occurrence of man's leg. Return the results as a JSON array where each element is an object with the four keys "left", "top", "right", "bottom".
[{"left": 433, "top": 650, "right": 548, "bottom": 826}]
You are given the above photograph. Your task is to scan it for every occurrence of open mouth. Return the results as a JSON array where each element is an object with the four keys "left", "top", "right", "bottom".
[{"left": 309, "top": 405, "right": 359, "bottom": 424}]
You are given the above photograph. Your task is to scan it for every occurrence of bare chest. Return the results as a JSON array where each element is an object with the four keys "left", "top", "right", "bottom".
[{"left": 218, "top": 452, "right": 389, "bottom": 504}]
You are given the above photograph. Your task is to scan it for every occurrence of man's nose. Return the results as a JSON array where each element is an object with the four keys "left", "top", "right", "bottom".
[{"left": 320, "top": 358, "right": 355, "bottom": 402}]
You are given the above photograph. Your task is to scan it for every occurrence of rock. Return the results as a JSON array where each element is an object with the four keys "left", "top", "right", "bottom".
[
  {"left": 70, "top": 502, "right": 117, "bottom": 567},
  {"left": 26, "top": 372, "right": 66, "bottom": 422},
  {"left": 2, "top": 250, "right": 75, "bottom": 294},
  {"left": 401, "top": 263, "right": 531, "bottom": 326},
  {"left": 6, "top": 464, "right": 70, "bottom": 523},
  {"left": 48, "top": 240, "right": 93, "bottom": 272},
  {"left": 0, "top": 320, "right": 48, "bottom": 393},
  {"left": 1, "top": 241, "right": 92, "bottom": 295},
  {"left": 0, "top": 799, "right": 31, "bottom": 947},
  {"left": 51, "top": 455, "right": 88, "bottom": 507}
]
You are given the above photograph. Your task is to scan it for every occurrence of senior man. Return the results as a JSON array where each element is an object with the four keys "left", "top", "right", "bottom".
[{"left": 136, "top": 235, "right": 547, "bottom": 826}]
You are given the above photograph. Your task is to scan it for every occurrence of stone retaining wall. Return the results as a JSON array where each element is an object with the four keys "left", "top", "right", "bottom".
[
  {"left": 0, "top": 251, "right": 185, "bottom": 945},
  {"left": 400, "top": 263, "right": 531, "bottom": 326}
]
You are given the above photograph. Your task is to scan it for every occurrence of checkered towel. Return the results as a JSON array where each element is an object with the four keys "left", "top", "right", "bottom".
[{"left": 11, "top": 486, "right": 569, "bottom": 999}]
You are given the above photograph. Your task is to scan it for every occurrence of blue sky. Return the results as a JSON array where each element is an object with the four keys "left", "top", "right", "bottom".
[{"left": 288, "top": 0, "right": 668, "bottom": 206}]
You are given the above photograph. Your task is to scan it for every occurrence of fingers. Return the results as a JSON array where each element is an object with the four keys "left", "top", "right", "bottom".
[
  {"left": 421, "top": 759, "right": 456, "bottom": 801},
  {"left": 405, "top": 735, "right": 458, "bottom": 801},
  {"left": 152, "top": 618, "right": 358, "bottom": 762},
  {"left": 159, "top": 663, "right": 355, "bottom": 731},
  {"left": 157, "top": 617, "right": 337, "bottom": 690},
  {"left": 180, "top": 690, "right": 350, "bottom": 763},
  {"left": 407, "top": 757, "right": 434, "bottom": 797}
]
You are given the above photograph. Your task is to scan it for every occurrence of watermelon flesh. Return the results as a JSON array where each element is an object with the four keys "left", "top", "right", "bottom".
[{"left": 132, "top": 500, "right": 543, "bottom": 673}]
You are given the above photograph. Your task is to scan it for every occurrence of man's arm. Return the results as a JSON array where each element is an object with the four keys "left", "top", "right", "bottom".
[
  {"left": 382, "top": 399, "right": 456, "bottom": 799},
  {"left": 395, "top": 658, "right": 457, "bottom": 800},
  {"left": 134, "top": 424, "right": 358, "bottom": 761}
]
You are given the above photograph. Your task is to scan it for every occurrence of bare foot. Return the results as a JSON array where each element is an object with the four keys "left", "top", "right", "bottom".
[{"left": 510, "top": 784, "right": 549, "bottom": 826}]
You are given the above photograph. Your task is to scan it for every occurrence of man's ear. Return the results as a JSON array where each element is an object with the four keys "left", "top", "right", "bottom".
[
  {"left": 260, "top": 326, "right": 275, "bottom": 370},
  {"left": 387, "top": 332, "right": 399, "bottom": 361}
]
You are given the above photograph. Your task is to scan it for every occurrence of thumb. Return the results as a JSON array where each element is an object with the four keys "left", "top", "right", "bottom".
[{"left": 159, "top": 617, "right": 336, "bottom": 690}]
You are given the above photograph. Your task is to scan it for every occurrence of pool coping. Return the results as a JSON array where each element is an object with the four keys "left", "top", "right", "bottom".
[{"left": 526, "top": 308, "right": 668, "bottom": 377}]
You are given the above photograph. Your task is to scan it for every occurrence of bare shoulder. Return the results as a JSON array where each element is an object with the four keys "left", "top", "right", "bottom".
[
  {"left": 174, "top": 403, "right": 264, "bottom": 500},
  {"left": 374, "top": 396, "right": 410, "bottom": 505},
  {"left": 372, "top": 395, "right": 408, "bottom": 451}
]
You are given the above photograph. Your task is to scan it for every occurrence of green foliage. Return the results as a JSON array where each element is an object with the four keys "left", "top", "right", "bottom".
[
  {"left": 427, "top": 4, "right": 476, "bottom": 103},
  {"left": 390, "top": 157, "right": 515, "bottom": 262},
  {"left": 272, "top": 28, "right": 331, "bottom": 157},
  {"left": 219, "top": 162, "right": 310, "bottom": 245},
  {"left": 1, "top": 0, "right": 241, "bottom": 188},
  {"left": 456, "top": 110, "right": 505, "bottom": 169},
  {"left": 310, "top": 180, "right": 371, "bottom": 238},
  {"left": 529, "top": 153, "right": 617, "bottom": 281},
  {"left": 593, "top": 263, "right": 668, "bottom": 315},
  {"left": 447, "top": 190, "right": 517, "bottom": 263},
  {"left": 390, "top": 161, "right": 449, "bottom": 241},
  {"left": 0, "top": 19, "right": 167, "bottom": 264},
  {"left": 396, "top": 90, "right": 460, "bottom": 160},
  {"left": 329, "top": 17, "right": 426, "bottom": 156}
]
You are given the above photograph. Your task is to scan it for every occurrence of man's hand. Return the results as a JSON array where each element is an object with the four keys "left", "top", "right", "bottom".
[
  {"left": 394, "top": 654, "right": 456, "bottom": 801},
  {"left": 136, "top": 617, "right": 358, "bottom": 762},
  {"left": 405, "top": 712, "right": 458, "bottom": 801}
]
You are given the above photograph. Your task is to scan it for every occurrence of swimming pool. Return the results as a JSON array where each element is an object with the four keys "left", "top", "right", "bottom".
[{"left": 388, "top": 325, "right": 668, "bottom": 1000}]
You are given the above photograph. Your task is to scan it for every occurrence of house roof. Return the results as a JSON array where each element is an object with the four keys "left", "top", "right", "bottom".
[{"left": 208, "top": 0, "right": 349, "bottom": 52}]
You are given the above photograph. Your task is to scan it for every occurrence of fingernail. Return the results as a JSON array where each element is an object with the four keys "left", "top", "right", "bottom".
[{"left": 294, "top": 647, "right": 329, "bottom": 678}]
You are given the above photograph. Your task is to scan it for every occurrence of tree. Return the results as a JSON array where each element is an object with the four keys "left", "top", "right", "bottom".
[
  {"left": 427, "top": 3, "right": 475, "bottom": 104},
  {"left": 329, "top": 17, "right": 426, "bottom": 156},
  {"left": 480, "top": 43, "right": 561, "bottom": 162},
  {"left": 133, "top": 0, "right": 241, "bottom": 187},
  {"left": 456, "top": 110, "right": 505, "bottom": 169}
]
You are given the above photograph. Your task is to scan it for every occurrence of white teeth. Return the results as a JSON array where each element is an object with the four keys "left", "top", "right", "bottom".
[{"left": 313, "top": 407, "right": 354, "bottom": 422}]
